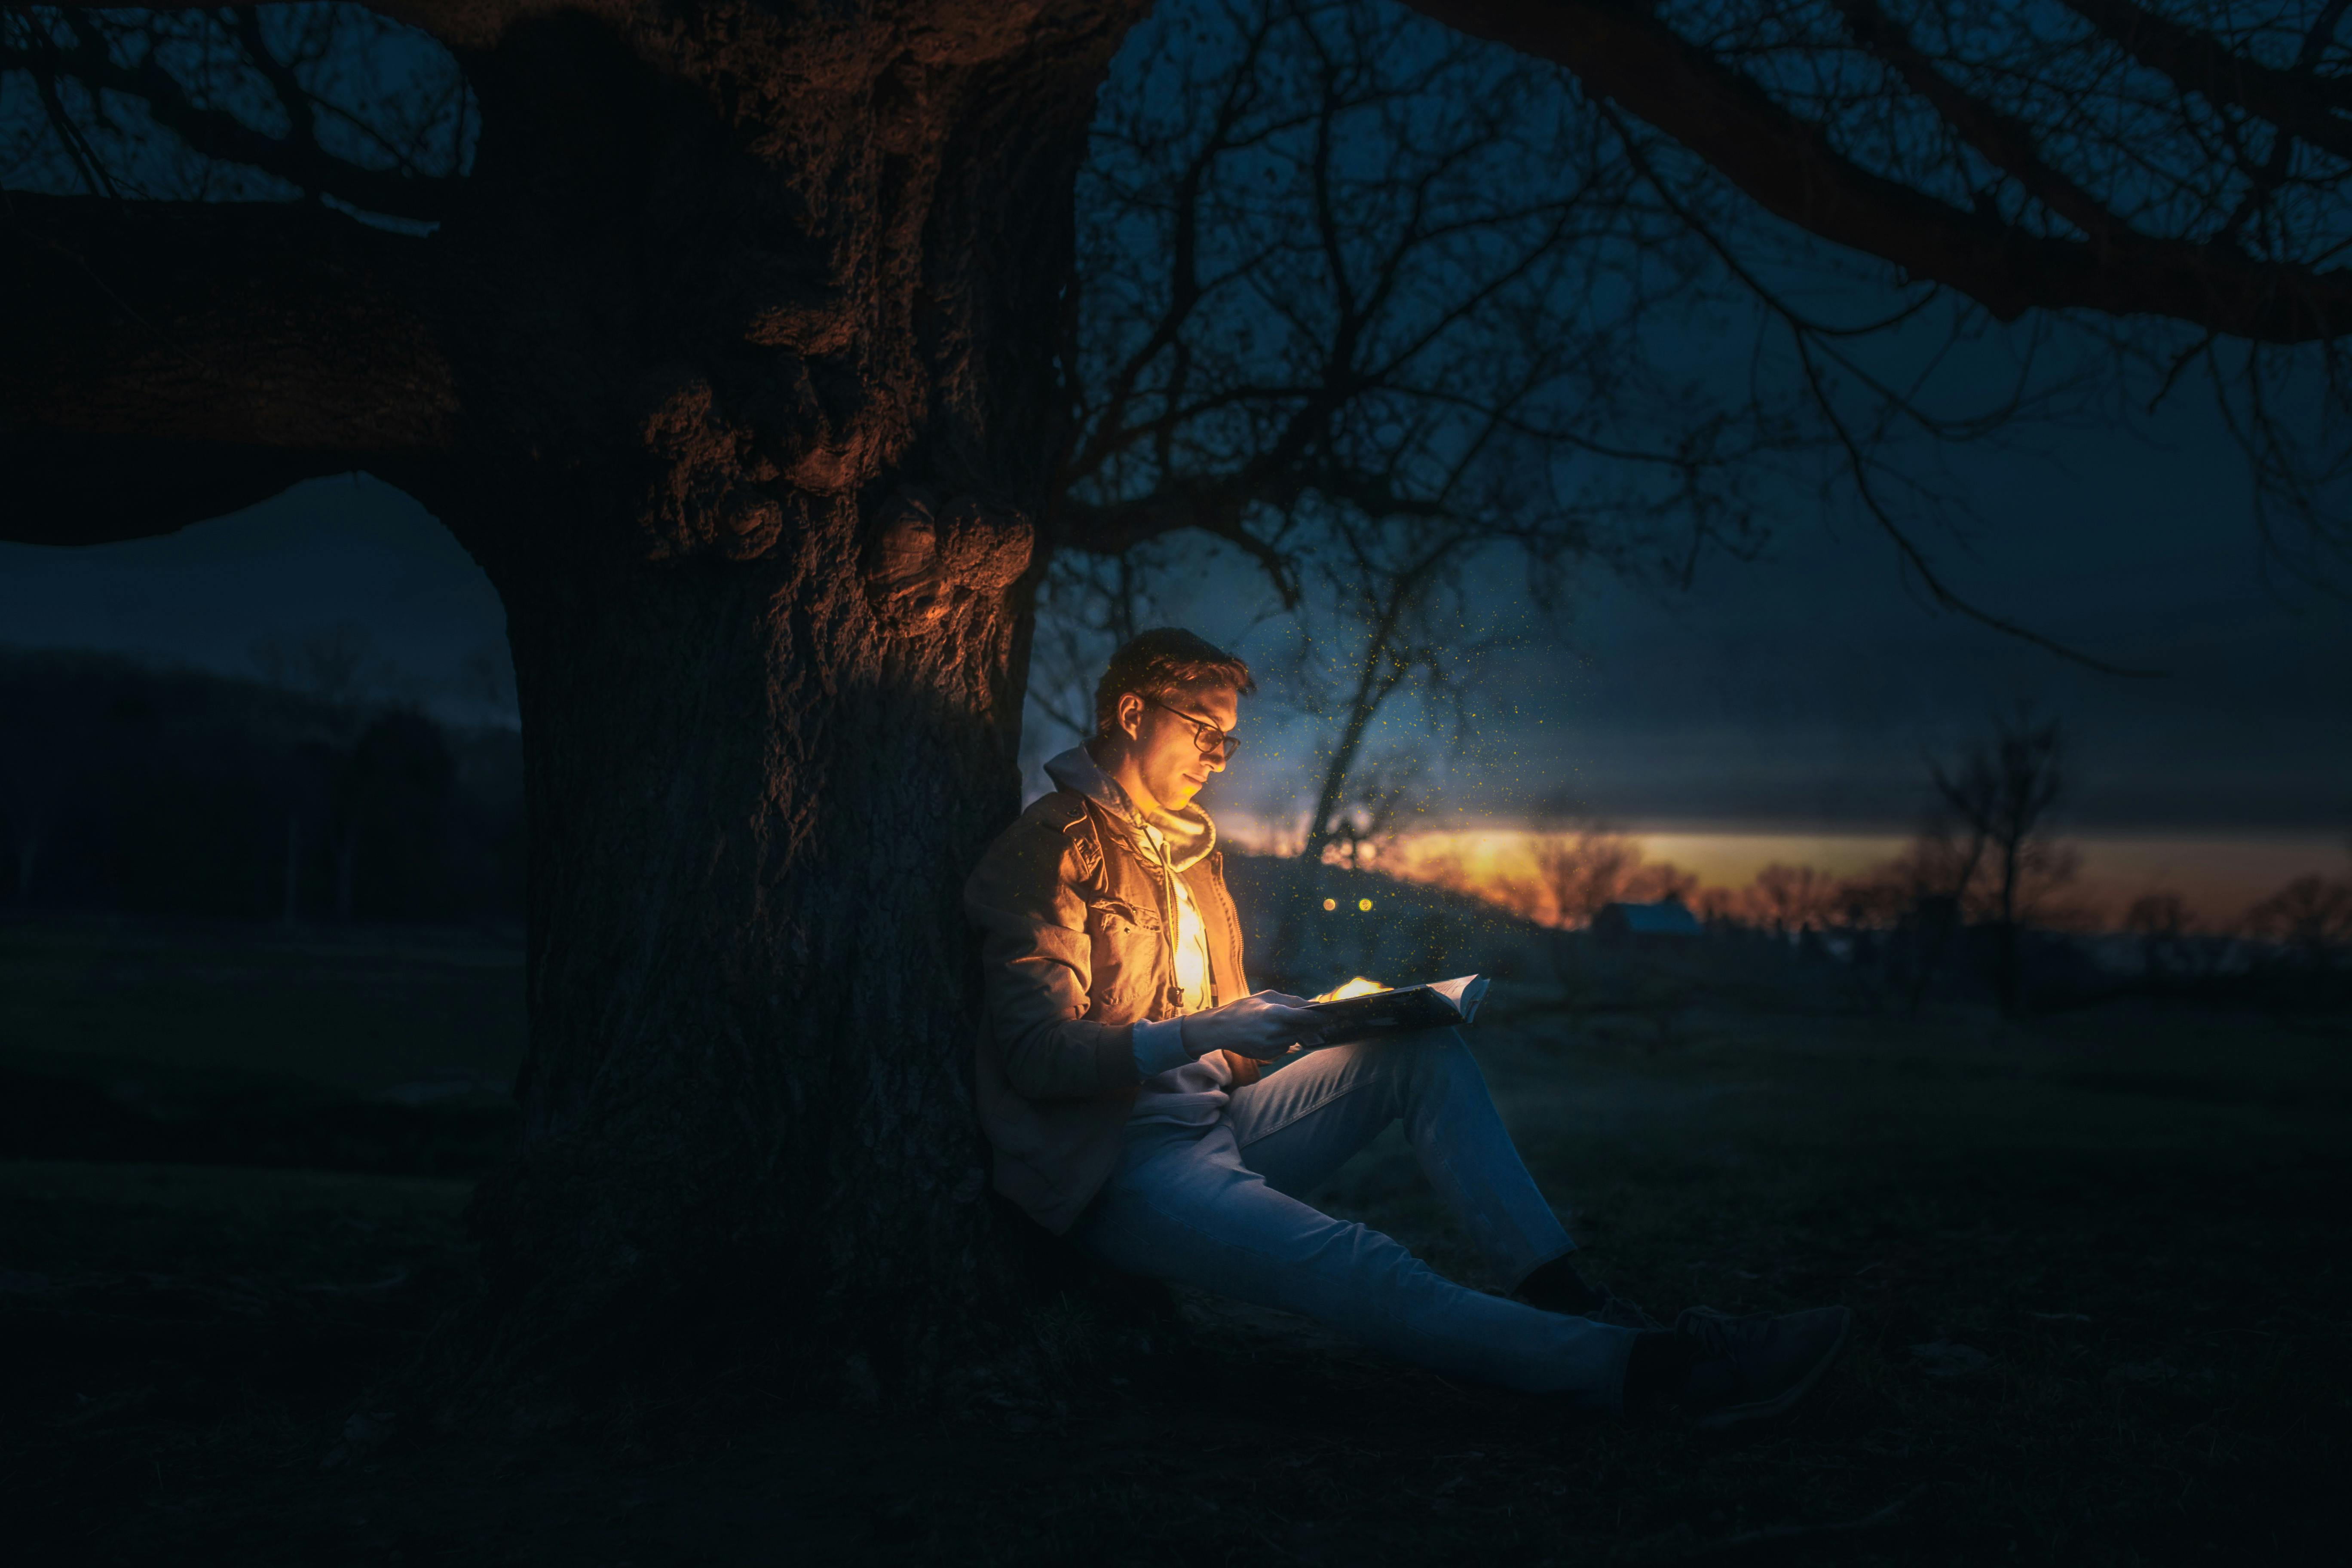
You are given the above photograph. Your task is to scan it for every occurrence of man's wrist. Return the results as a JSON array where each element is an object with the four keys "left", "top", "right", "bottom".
[{"left": 1132, "top": 1017, "right": 1194, "bottom": 1078}]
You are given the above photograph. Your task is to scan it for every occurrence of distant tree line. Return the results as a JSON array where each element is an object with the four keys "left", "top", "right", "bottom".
[
  {"left": 1402, "top": 707, "right": 2351, "bottom": 1015},
  {"left": 0, "top": 647, "right": 522, "bottom": 926}
]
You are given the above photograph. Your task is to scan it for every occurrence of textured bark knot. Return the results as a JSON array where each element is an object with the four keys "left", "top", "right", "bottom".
[
  {"left": 862, "top": 490, "right": 1032, "bottom": 632},
  {"left": 640, "top": 374, "right": 791, "bottom": 561}
]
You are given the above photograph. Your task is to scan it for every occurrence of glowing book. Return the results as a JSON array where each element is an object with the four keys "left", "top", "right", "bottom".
[{"left": 1302, "top": 974, "right": 1490, "bottom": 1047}]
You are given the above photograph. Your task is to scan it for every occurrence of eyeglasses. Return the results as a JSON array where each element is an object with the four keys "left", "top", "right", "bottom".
[{"left": 1144, "top": 694, "right": 1243, "bottom": 759}]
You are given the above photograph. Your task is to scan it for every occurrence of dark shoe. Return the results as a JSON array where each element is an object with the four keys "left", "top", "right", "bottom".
[
  {"left": 1514, "top": 1256, "right": 1666, "bottom": 1331},
  {"left": 1676, "top": 1304, "right": 1851, "bottom": 1430},
  {"left": 1588, "top": 1292, "right": 1666, "bottom": 1332},
  {"left": 1513, "top": 1254, "right": 1606, "bottom": 1315}
]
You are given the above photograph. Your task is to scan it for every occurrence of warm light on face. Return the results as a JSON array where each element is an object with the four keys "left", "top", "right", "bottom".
[
  {"left": 1128, "top": 683, "right": 1240, "bottom": 812},
  {"left": 1316, "top": 976, "right": 1391, "bottom": 1001}
]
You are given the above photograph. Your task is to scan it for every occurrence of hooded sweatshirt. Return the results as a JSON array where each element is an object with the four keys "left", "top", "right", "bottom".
[{"left": 1042, "top": 744, "right": 1237, "bottom": 1128}]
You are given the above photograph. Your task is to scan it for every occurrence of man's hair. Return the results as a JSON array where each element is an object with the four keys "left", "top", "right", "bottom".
[{"left": 1093, "top": 628, "right": 1256, "bottom": 738}]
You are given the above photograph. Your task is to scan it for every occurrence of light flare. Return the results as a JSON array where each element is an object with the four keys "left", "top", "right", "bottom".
[{"left": 1314, "top": 976, "right": 1391, "bottom": 1002}]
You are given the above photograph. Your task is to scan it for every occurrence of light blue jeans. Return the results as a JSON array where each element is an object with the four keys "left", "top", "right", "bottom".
[{"left": 1075, "top": 1029, "right": 1637, "bottom": 1409}]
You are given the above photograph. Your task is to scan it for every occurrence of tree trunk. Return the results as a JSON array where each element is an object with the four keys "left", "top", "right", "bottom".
[
  {"left": 412, "top": 3, "right": 1143, "bottom": 1397},
  {"left": 1, "top": 0, "right": 1146, "bottom": 1402},
  {"left": 1997, "top": 838, "right": 2022, "bottom": 1019},
  {"left": 459, "top": 498, "right": 1041, "bottom": 1396},
  {"left": 1301, "top": 693, "right": 1381, "bottom": 872}
]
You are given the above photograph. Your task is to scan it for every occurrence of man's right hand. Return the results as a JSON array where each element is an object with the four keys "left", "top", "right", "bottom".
[{"left": 1179, "top": 991, "right": 1326, "bottom": 1061}]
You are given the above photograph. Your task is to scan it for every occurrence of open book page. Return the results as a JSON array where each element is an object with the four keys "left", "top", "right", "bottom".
[
  {"left": 1426, "top": 974, "right": 1490, "bottom": 1023},
  {"left": 1300, "top": 974, "right": 1490, "bottom": 1047}
]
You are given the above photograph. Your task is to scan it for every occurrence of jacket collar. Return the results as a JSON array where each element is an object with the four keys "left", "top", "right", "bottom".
[{"left": 1044, "top": 743, "right": 1217, "bottom": 873}]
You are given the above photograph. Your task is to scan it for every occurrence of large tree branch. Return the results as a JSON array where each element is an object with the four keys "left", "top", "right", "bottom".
[
  {"left": 1055, "top": 480, "right": 1302, "bottom": 602},
  {"left": 41, "top": 0, "right": 1078, "bottom": 55},
  {"left": 1066, "top": 14, "right": 1280, "bottom": 486},
  {"left": 1405, "top": 0, "right": 2352, "bottom": 342},
  {"left": 1832, "top": 0, "right": 2130, "bottom": 246},
  {"left": 40, "top": 0, "right": 562, "bottom": 52},
  {"left": 0, "top": 430, "right": 362, "bottom": 545},
  {"left": 2, "top": 193, "right": 455, "bottom": 543},
  {"left": 2060, "top": 0, "right": 2352, "bottom": 161}
]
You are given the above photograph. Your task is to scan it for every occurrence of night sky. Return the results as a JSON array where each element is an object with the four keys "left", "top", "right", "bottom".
[
  {"left": 3, "top": 5, "right": 2344, "bottom": 922},
  {"left": 5, "top": 374, "right": 2342, "bottom": 919}
]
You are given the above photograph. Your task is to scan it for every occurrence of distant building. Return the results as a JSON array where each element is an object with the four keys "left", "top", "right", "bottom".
[{"left": 1592, "top": 898, "right": 1702, "bottom": 946}]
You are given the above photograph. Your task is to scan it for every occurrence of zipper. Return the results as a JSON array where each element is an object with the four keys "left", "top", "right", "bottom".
[{"left": 1092, "top": 798, "right": 1185, "bottom": 1014}]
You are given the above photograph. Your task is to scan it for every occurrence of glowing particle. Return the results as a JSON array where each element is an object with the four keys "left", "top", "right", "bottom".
[
  {"left": 1358, "top": 898, "right": 1373, "bottom": 912},
  {"left": 1322, "top": 898, "right": 1336, "bottom": 911}
]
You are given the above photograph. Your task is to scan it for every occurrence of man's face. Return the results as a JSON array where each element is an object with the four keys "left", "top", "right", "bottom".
[{"left": 1126, "top": 682, "right": 1240, "bottom": 812}]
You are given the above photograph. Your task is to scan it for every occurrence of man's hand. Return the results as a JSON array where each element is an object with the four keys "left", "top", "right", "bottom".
[{"left": 1179, "top": 991, "right": 1325, "bottom": 1061}]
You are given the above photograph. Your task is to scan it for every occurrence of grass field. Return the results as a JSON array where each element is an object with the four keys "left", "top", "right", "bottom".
[
  {"left": 3, "top": 918, "right": 2346, "bottom": 1564},
  {"left": 0, "top": 916, "right": 524, "bottom": 1099},
  {"left": 0, "top": 917, "right": 523, "bottom": 1173}
]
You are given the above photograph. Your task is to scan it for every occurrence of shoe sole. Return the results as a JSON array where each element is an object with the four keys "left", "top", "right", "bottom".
[{"left": 1690, "top": 1305, "right": 1853, "bottom": 1431}]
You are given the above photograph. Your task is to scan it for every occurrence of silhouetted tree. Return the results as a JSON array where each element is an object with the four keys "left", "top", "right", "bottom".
[
  {"left": 1535, "top": 828, "right": 1642, "bottom": 928},
  {"left": 2244, "top": 874, "right": 2352, "bottom": 968},
  {"left": 1749, "top": 862, "right": 1841, "bottom": 938},
  {"left": 254, "top": 622, "right": 381, "bottom": 920},
  {"left": 0, "top": 648, "right": 519, "bottom": 922},
  {"left": 333, "top": 708, "right": 455, "bottom": 921},
  {"left": 1529, "top": 821, "right": 1698, "bottom": 942},
  {"left": 1287, "top": 524, "right": 1498, "bottom": 867},
  {"left": 2125, "top": 890, "right": 2201, "bottom": 981},
  {"left": 1040, "top": 0, "right": 1774, "bottom": 849},
  {"left": 1933, "top": 707, "right": 2078, "bottom": 1014}
]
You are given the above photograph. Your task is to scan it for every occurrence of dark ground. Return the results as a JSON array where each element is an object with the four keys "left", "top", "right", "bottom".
[{"left": 3, "top": 916, "right": 2346, "bottom": 1565}]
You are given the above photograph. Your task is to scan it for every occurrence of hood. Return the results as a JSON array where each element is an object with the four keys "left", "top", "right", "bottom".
[{"left": 1044, "top": 744, "right": 1217, "bottom": 873}]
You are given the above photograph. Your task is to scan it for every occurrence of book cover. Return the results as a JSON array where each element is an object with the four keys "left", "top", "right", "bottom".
[{"left": 1302, "top": 974, "right": 1490, "bottom": 1047}]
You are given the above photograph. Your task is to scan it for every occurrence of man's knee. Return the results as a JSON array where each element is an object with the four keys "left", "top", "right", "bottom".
[{"left": 1379, "top": 1026, "right": 1470, "bottom": 1092}]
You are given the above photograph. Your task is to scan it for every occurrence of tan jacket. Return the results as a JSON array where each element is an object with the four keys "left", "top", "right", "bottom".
[{"left": 963, "top": 787, "right": 1256, "bottom": 1233}]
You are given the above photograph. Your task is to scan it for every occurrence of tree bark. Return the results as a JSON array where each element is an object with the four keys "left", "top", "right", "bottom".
[
  {"left": 427, "top": 2, "right": 1139, "bottom": 1394},
  {"left": 3, "top": 0, "right": 1143, "bottom": 1399},
  {"left": 465, "top": 501, "right": 1037, "bottom": 1393},
  {"left": 1, "top": 194, "right": 456, "bottom": 450}
]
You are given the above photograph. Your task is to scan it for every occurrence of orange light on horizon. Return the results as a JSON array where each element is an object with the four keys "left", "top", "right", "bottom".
[{"left": 1215, "top": 814, "right": 2338, "bottom": 931}]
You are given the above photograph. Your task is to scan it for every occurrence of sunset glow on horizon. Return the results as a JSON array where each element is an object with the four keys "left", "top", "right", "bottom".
[{"left": 1216, "top": 817, "right": 2346, "bottom": 930}]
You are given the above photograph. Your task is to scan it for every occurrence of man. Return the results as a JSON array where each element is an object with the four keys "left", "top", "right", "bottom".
[{"left": 964, "top": 628, "right": 1848, "bottom": 1422}]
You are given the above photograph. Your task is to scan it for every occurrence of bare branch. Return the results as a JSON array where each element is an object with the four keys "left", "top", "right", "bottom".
[
  {"left": 1404, "top": 0, "right": 2352, "bottom": 341},
  {"left": 1057, "top": 481, "right": 1302, "bottom": 604},
  {"left": 1830, "top": 0, "right": 2129, "bottom": 246},
  {"left": 1789, "top": 328, "right": 2164, "bottom": 679},
  {"left": 2058, "top": 0, "right": 2352, "bottom": 162},
  {"left": 3, "top": 13, "right": 456, "bottom": 220}
]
